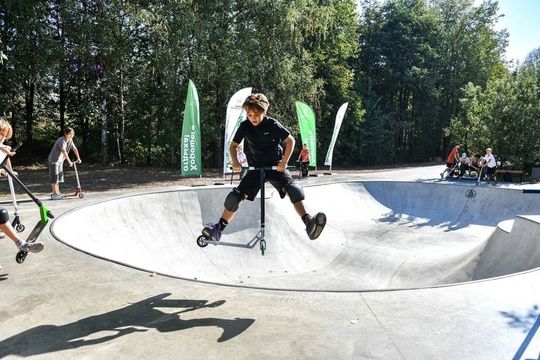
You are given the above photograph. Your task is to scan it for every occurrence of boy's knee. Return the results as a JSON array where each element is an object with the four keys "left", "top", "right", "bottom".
[
  {"left": 0, "top": 208, "right": 9, "bottom": 224},
  {"left": 285, "top": 183, "right": 305, "bottom": 203},
  {"left": 224, "top": 188, "right": 244, "bottom": 212}
]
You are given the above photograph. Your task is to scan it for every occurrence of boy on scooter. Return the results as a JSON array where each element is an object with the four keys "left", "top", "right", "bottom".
[
  {"left": 0, "top": 118, "right": 43, "bottom": 271},
  {"left": 202, "top": 93, "right": 326, "bottom": 242}
]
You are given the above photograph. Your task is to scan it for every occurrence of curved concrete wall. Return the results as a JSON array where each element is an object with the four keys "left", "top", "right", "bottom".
[{"left": 50, "top": 181, "right": 540, "bottom": 291}]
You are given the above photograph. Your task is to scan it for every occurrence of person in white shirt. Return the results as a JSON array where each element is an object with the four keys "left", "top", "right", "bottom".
[
  {"left": 481, "top": 148, "right": 497, "bottom": 183},
  {"left": 236, "top": 145, "right": 248, "bottom": 179}
]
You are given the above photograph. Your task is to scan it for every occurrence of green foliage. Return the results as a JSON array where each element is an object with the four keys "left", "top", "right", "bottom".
[
  {"left": 0, "top": 0, "right": 538, "bottom": 171},
  {"left": 450, "top": 66, "right": 540, "bottom": 171}
]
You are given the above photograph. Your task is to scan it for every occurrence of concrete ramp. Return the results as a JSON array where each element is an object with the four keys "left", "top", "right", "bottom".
[
  {"left": 50, "top": 181, "right": 540, "bottom": 291},
  {"left": 473, "top": 215, "right": 540, "bottom": 279}
]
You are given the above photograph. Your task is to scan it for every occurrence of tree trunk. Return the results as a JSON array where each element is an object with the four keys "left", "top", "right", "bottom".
[
  {"left": 118, "top": 70, "right": 125, "bottom": 164},
  {"left": 100, "top": 75, "right": 108, "bottom": 166},
  {"left": 24, "top": 80, "right": 35, "bottom": 160}
]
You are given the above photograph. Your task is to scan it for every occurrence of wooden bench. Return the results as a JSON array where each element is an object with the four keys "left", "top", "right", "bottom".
[{"left": 495, "top": 169, "right": 525, "bottom": 182}]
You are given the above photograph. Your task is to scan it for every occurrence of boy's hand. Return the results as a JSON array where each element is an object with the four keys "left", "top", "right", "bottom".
[
  {"left": 276, "top": 161, "right": 287, "bottom": 172},
  {"left": 231, "top": 160, "right": 242, "bottom": 173}
]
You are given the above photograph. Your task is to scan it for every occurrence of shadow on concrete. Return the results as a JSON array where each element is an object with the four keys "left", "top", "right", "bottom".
[
  {"left": 0, "top": 293, "right": 255, "bottom": 358},
  {"left": 501, "top": 305, "right": 540, "bottom": 359},
  {"left": 501, "top": 305, "right": 540, "bottom": 333}
]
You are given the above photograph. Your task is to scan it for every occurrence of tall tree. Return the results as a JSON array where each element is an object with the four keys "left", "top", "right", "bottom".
[{"left": 433, "top": 0, "right": 506, "bottom": 157}]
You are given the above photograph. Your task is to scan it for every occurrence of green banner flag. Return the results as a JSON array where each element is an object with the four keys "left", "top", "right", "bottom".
[
  {"left": 181, "top": 80, "right": 201, "bottom": 176},
  {"left": 295, "top": 101, "right": 316, "bottom": 167}
]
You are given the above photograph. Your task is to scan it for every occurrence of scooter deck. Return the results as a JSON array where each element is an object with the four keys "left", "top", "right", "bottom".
[
  {"left": 197, "top": 232, "right": 263, "bottom": 249},
  {"left": 199, "top": 238, "right": 260, "bottom": 249},
  {"left": 15, "top": 219, "right": 48, "bottom": 264}
]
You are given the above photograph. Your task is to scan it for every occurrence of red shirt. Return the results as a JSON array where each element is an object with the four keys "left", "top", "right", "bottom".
[
  {"left": 299, "top": 148, "right": 310, "bottom": 162},
  {"left": 447, "top": 147, "right": 458, "bottom": 163}
]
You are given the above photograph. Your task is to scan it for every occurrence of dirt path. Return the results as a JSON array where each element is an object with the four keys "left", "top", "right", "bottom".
[{"left": 0, "top": 162, "right": 439, "bottom": 201}]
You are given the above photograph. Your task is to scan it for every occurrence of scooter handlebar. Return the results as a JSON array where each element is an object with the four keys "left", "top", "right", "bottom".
[
  {"left": 230, "top": 165, "right": 296, "bottom": 171},
  {"left": 12, "top": 142, "right": 23, "bottom": 153}
]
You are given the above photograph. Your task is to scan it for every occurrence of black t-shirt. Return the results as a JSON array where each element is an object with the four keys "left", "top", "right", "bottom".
[{"left": 233, "top": 116, "right": 290, "bottom": 166}]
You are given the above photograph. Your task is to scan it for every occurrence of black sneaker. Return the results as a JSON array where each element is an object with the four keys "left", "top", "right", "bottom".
[
  {"left": 202, "top": 223, "right": 222, "bottom": 241},
  {"left": 306, "top": 212, "right": 327, "bottom": 240}
]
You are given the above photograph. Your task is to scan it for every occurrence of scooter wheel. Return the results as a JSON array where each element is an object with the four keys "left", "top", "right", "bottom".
[
  {"left": 78, "top": 193, "right": 85, "bottom": 198},
  {"left": 196, "top": 235, "right": 209, "bottom": 248},
  {"left": 15, "top": 251, "right": 28, "bottom": 264},
  {"left": 16, "top": 224, "right": 25, "bottom": 232}
]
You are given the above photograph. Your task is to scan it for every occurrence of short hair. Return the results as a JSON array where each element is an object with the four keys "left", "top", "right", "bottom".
[
  {"left": 243, "top": 93, "right": 269, "bottom": 112},
  {"left": 64, "top": 127, "right": 75, "bottom": 135}
]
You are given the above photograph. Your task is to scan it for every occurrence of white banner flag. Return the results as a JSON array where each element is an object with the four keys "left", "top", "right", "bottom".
[
  {"left": 223, "top": 87, "right": 252, "bottom": 175},
  {"left": 324, "top": 102, "right": 348, "bottom": 167}
]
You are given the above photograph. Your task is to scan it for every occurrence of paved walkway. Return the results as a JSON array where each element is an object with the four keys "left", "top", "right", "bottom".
[{"left": 1, "top": 165, "right": 540, "bottom": 359}]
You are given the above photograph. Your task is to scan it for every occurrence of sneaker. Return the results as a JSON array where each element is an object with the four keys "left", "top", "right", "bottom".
[
  {"left": 0, "top": 231, "right": 5, "bottom": 239},
  {"left": 18, "top": 241, "right": 45, "bottom": 253},
  {"left": 51, "top": 194, "right": 65, "bottom": 200},
  {"left": 305, "top": 212, "right": 327, "bottom": 240},
  {"left": 202, "top": 223, "right": 222, "bottom": 241}
]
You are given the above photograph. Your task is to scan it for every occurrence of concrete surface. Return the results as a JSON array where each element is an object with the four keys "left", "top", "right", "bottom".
[{"left": 1, "top": 165, "right": 540, "bottom": 359}]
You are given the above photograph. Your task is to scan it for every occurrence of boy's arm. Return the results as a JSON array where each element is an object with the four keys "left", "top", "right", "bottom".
[
  {"left": 61, "top": 148, "right": 72, "bottom": 166},
  {"left": 229, "top": 141, "right": 242, "bottom": 172},
  {"left": 72, "top": 145, "right": 82, "bottom": 163},
  {"left": 0, "top": 145, "right": 15, "bottom": 156},
  {"left": 278, "top": 135, "right": 295, "bottom": 172}
]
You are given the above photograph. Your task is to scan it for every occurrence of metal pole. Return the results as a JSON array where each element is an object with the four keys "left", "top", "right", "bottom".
[{"left": 260, "top": 168, "right": 265, "bottom": 236}]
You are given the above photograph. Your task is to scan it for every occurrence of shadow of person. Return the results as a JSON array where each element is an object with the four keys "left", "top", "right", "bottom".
[{"left": 0, "top": 293, "right": 255, "bottom": 358}]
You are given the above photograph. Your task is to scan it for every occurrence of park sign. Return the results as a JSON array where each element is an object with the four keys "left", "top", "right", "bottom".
[
  {"left": 324, "top": 102, "right": 348, "bottom": 169},
  {"left": 181, "top": 80, "right": 201, "bottom": 176},
  {"left": 295, "top": 101, "right": 317, "bottom": 167},
  {"left": 223, "top": 87, "right": 252, "bottom": 175}
]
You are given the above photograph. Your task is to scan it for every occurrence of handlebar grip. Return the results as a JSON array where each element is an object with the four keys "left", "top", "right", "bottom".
[{"left": 12, "top": 142, "right": 23, "bottom": 152}]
